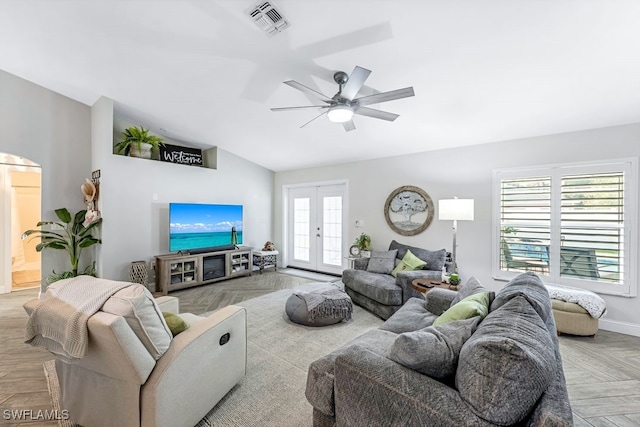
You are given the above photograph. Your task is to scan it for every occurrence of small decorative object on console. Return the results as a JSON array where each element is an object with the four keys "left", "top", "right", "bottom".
[{"left": 349, "top": 245, "right": 361, "bottom": 257}]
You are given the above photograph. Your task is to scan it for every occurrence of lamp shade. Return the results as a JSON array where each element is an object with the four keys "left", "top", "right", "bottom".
[
  {"left": 438, "top": 199, "right": 474, "bottom": 221},
  {"left": 327, "top": 105, "right": 354, "bottom": 123}
]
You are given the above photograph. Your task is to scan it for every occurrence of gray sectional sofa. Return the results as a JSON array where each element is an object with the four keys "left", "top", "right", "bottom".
[
  {"left": 342, "top": 240, "right": 447, "bottom": 319},
  {"left": 306, "top": 272, "right": 573, "bottom": 426}
]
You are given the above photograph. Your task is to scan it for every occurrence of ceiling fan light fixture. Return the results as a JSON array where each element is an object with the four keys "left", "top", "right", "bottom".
[{"left": 327, "top": 105, "right": 354, "bottom": 123}]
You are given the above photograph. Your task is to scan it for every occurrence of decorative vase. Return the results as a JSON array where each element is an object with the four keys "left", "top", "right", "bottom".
[{"left": 129, "top": 142, "right": 153, "bottom": 159}]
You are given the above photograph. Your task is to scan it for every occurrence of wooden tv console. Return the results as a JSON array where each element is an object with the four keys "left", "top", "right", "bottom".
[{"left": 155, "top": 246, "right": 253, "bottom": 295}]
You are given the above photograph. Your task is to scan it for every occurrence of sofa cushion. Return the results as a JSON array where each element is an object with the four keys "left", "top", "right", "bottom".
[
  {"left": 389, "top": 240, "right": 446, "bottom": 271},
  {"left": 390, "top": 316, "right": 480, "bottom": 379},
  {"left": 306, "top": 329, "right": 397, "bottom": 417},
  {"left": 366, "top": 250, "right": 398, "bottom": 274},
  {"left": 391, "top": 249, "right": 427, "bottom": 277},
  {"left": 343, "top": 269, "right": 401, "bottom": 306},
  {"left": 101, "top": 286, "right": 172, "bottom": 360},
  {"left": 491, "top": 272, "right": 551, "bottom": 322},
  {"left": 456, "top": 295, "right": 555, "bottom": 425},
  {"left": 379, "top": 297, "right": 438, "bottom": 334},
  {"left": 450, "top": 276, "right": 486, "bottom": 307},
  {"left": 434, "top": 291, "right": 491, "bottom": 326}
]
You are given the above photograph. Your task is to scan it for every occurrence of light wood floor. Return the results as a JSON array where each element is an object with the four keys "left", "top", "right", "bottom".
[{"left": 2, "top": 271, "right": 640, "bottom": 426}]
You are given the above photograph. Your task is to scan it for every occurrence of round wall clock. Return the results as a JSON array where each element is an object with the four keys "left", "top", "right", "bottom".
[
  {"left": 384, "top": 185, "right": 434, "bottom": 236},
  {"left": 349, "top": 245, "right": 361, "bottom": 257}
]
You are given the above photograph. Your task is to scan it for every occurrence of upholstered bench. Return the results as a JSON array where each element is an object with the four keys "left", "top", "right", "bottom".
[
  {"left": 552, "top": 299, "right": 599, "bottom": 337},
  {"left": 546, "top": 284, "right": 605, "bottom": 337},
  {"left": 285, "top": 282, "right": 352, "bottom": 327}
]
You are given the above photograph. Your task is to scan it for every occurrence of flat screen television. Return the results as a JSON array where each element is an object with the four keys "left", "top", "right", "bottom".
[{"left": 169, "top": 203, "right": 243, "bottom": 252}]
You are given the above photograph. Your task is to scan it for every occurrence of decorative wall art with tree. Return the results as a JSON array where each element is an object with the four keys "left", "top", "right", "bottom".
[{"left": 384, "top": 185, "right": 434, "bottom": 236}]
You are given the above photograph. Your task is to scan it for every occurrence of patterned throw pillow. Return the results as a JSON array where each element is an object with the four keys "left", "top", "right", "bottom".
[
  {"left": 391, "top": 249, "right": 427, "bottom": 277},
  {"left": 365, "top": 250, "right": 398, "bottom": 275}
]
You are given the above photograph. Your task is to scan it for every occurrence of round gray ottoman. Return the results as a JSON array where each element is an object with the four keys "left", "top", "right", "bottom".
[{"left": 285, "top": 282, "right": 352, "bottom": 327}]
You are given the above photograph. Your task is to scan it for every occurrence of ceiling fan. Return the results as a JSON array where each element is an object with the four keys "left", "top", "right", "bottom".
[{"left": 271, "top": 66, "right": 415, "bottom": 132}]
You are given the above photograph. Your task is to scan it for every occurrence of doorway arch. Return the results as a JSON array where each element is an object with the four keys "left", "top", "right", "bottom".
[{"left": 0, "top": 153, "right": 42, "bottom": 294}]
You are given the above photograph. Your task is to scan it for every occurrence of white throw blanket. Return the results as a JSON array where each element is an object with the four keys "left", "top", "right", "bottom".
[
  {"left": 545, "top": 283, "right": 607, "bottom": 319},
  {"left": 25, "top": 276, "right": 133, "bottom": 362},
  {"left": 294, "top": 282, "right": 352, "bottom": 322}
]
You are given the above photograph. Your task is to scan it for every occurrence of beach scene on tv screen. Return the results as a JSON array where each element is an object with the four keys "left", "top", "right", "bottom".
[{"left": 170, "top": 203, "right": 243, "bottom": 251}]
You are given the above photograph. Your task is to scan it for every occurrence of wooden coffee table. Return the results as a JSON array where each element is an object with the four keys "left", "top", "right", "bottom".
[{"left": 411, "top": 278, "right": 459, "bottom": 293}]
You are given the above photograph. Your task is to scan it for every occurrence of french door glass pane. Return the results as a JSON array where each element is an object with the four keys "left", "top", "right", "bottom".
[
  {"left": 322, "top": 196, "right": 342, "bottom": 266},
  {"left": 293, "top": 198, "right": 310, "bottom": 261}
]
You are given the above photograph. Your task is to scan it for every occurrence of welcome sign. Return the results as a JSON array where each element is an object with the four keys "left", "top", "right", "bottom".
[{"left": 159, "top": 143, "right": 203, "bottom": 167}]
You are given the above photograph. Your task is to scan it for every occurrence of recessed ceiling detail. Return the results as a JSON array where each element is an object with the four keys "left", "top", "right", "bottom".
[{"left": 247, "top": 1, "right": 290, "bottom": 36}]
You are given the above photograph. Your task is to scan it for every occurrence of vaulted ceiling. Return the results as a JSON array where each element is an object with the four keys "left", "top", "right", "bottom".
[{"left": 2, "top": 1, "right": 639, "bottom": 171}]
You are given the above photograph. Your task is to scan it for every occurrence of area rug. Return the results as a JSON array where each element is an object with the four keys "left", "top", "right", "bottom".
[{"left": 44, "top": 286, "right": 383, "bottom": 427}]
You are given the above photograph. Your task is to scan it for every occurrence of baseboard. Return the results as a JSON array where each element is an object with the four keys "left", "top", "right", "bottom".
[{"left": 599, "top": 318, "right": 640, "bottom": 337}]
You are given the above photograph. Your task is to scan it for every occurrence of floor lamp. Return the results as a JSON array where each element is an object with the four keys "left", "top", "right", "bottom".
[{"left": 438, "top": 198, "right": 474, "bottom": 275}]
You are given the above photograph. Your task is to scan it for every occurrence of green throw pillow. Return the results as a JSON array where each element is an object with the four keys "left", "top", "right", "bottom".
[
  {"left": 162, "top": 312, "right": 189, "bottom": 336},
  {"left": 433, "top": 291, "right": 491, "bottom": 326},
  {"left": 391, "top": 249, "right": 427, "bottom": 277}
]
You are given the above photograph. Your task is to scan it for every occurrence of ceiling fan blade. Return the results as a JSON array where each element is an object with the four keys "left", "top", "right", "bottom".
[
  {"left": 355, "top": 87, "right": 415, "bottom": 106},
  {"left": 300, "top": 111, "right": 328, "bottom": 128},
  {"left": 341, "top": 66, "right": 372, "bottom": 101},
  {"left": 271, "top": 105, "right": 329, "bottom": 112},
  {"left": 354, "top": 107, "right": 399, "bottom": 122},
  {"left": 342, "top": 120, "right": 356, "bottom": 132},
  {"left": 284, "top": 81, "right": 333, "bottom": 103}
]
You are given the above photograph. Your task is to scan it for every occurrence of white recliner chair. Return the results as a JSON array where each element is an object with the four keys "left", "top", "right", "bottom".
[{"left": 24, "top": 282, "right": 247, "bottom": 427}]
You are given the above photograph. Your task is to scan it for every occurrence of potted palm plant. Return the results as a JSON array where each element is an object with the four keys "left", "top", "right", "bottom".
[
  {"left": 115, "top": 125, "right": 164, "bottom": 159},
  {"left": 22, "top": 208, "right": 102, "bottom": 284}
]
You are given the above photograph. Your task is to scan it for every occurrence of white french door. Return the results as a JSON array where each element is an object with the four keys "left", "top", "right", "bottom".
[{"left": 287, "top": 184, "right": 346, "bottom": 275}]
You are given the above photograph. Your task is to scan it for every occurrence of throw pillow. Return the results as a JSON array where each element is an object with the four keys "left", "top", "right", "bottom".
[
  {"left": 101, "top": 285, "right": 172, "bottom": 360},
  {"left": 390, "top": 316, "right": 481, "bottom": 378},
  {"left": 456, "top": 295, "right": 556, "bottom": 425},
  {"left": 491, "top": 272, "right": 552, "bottom": 322},
  {"left": 389, "top": 240, "right": 447, "bottom": 271},
  {"left": 162, "top": 312, "right": 189, "bottom": 336},
  {"left": 391, "top": 249, "right": 427, "bottom": 277},
  {"left": 365, "top": 249, "right": 398, "bottom": 274},
  {"left": 434, "top": 291, "right": 491, "bottom": 326},
  {"left": 450, "top": 276, "right": 486, "bottom": 307}
]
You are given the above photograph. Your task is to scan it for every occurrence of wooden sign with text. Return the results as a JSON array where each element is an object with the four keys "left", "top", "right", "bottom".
[{"left": 159, "top": 143, "right": 203, "bottom": 167}]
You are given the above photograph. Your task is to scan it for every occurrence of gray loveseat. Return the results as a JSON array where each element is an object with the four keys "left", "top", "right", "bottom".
[
  {"left": 306, "top": 272, "right": 573, "bottom": 426},
  {"left": 343, "top": 240, "right": 447, "bottom": 319}
]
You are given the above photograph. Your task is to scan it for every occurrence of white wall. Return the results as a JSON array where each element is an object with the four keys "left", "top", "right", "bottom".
[
  {"left": 91, "top": 98, "right": 274, "bottom": 282},
  {"left": 1, "top": 72, "right": 274, "bottom": 290},
  {"left": 275, "top": 123, "right": 640, "bottom": 336},
  {"left": 0, "top": 69, "right": 91, "bottom": 289}
]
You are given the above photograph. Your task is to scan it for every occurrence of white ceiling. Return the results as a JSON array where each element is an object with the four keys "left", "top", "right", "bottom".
[{"left": 2, "top": 1, "right": 639, "bottom": 171}]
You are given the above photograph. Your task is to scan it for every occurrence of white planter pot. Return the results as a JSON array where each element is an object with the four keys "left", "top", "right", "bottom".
[{"left": 129, "top": 142, "right": 153, "bottom": 159}]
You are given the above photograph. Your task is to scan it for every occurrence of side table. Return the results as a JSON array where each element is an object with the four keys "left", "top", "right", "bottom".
[
  {"left": 253, "top": 250, "right": 278, "bottom": 274},
  {"left": 411, "top": 278, "right": 459, "bottom": 294}
]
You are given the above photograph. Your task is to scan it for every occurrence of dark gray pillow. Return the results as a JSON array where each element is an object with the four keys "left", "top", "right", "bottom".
[
  {"left": 456, "top": 295, "right": 555, "bottom": 426},
  {"left": 390, "top": 316, "right": 480, "bottom": 378},
  {"left": 365, "top": 250, "right": 398, "bottom": 274},
  {"left": 450, "top": 276, "right": 485, "bottom": 307},
  {"left": 388, "top": 240, "right": 446, "bottom": 271},
  {"left": 491, "top": 272, "right": 551, "bottom": 322}
]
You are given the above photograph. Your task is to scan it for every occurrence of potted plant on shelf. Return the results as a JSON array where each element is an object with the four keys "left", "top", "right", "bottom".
[
  {"left": 114, "top": 125, "right": 164, "bottom": 159},
  {"left": 22, "top": 208, "right": 102, "bottom": 285},
  {"left": 354, "top": 232, "right": 372, "bottom": 257}
]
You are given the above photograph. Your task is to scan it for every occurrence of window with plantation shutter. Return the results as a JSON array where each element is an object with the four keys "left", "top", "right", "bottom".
[{"left": 493, "top": 159, "right": 638, "bottom": 296}]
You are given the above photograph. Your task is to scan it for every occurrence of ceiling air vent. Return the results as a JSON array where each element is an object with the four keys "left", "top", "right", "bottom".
[{"left": 247, "top": 1, "right": 290, "bottom": 36}]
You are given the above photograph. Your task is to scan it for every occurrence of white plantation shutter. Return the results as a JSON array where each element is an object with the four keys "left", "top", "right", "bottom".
[
  {"left": 493, "top": 159, "right": 637, "bottom": 296},
  {"left": 560, "top": 173, "right": 624, "bottom": 283}
]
